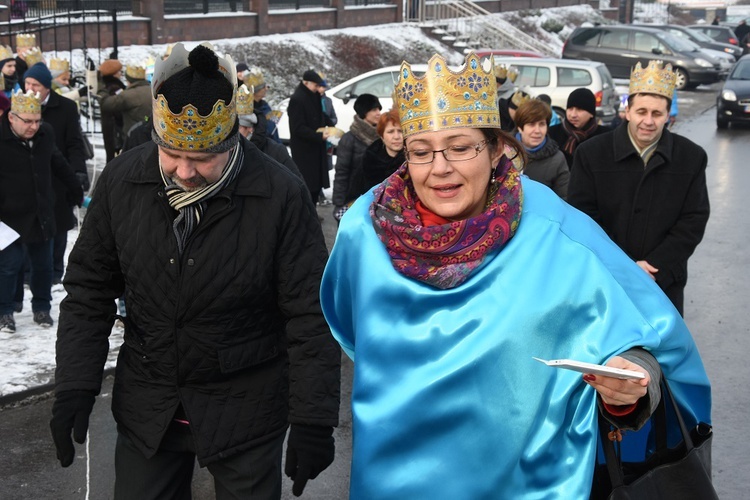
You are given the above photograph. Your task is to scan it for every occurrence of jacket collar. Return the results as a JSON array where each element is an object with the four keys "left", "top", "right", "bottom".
[
  {"left": 612, "top": 122, "right": 673, "bottom": 164},
  {"left": 124, "top": 137, "right": 273, "bottom": 198}
]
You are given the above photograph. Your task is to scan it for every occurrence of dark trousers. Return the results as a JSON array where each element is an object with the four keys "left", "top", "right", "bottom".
[
  {"left": 52, "top": 230, "right": 68, "bottom": 282},
  {"left": 114, "top": 423, "right": 285, "bottom": 500},
  {"left": 0, "top": 240, "right": 53, "bottom": 315}
]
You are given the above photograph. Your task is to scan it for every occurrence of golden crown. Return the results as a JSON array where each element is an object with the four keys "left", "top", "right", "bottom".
[
  {"left": 494, "top": 63, "right": 518, "bottom": 83},
  {"left": 49, "top": 58, "right": 70, "bottom": 74},
  {"left": 151, "top": 42, "right": 237, "bottom": 151},
  {"left": 24, "top": 47, "right": 43, "bottom": 67},
  {"left": 126, "top": 64, "right": 146, "bottom": 80},
  {"left": 243, "top": 67, "right": 265, "bottom": 90},
  {"left": 629, "top": 60, "right": 676, "bottom": 100},
  {"left": 395, "top": 52, "right": 500, "bottom": 138},
  {"left": 11, "top": 90, "right": 42, "bottom": 114},
  {"left": 0, "top": 73, "right": 4, "bottom": 90},
  {"left": 511, "top": 90, "right": 532, "bottom": 108},
  {"left": 0, "top": 45, "right": 12, "bottom": 61},
  {"left": 237, "top": 84, "right": 254, "bottom": 116},
  {"left": 16, "top": 33, "right": 36, "bottom": 48}
]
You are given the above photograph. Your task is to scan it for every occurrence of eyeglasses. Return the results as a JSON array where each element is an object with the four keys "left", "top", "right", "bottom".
[
  {"left": 11, "top": 113, "right": 43, "bottom": 126},
  {"left": 405, "top": 140, "right": 489, "bottom": 165}
]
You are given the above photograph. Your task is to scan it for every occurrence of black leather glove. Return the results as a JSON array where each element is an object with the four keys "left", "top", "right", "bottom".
[
  {"left": 78, "top": 86, "right": 90, "bottom": 97},
  {"left": 284, "top": 424, "right": 335, "bottom": 497},
  {"left": 86, "top": 56, "right": 96, "bottom": 71},
  {"left": 76, "top": 172, "right": 90, "bottom": 192},
  {"left": 50, "top": 390, "right": 96, "bottom": 467}
]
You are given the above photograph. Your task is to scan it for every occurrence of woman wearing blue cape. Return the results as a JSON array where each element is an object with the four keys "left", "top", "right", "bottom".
[{"left": 320, "top": 52, "right": 711, "bottom": 499}]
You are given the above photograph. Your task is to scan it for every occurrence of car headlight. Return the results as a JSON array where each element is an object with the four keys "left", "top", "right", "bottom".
[
  {"left": 721, "top": 90, "right": 737, "bottom": 101},
  {"left": 694, "top": 58, "right": 713, "bottom": 68},
  {"left": 724, "top": 48, "right": 734, "bottom": 55}
]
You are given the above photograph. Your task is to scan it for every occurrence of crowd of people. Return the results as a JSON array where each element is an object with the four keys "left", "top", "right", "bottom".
[{"left": 0, "top": 32, "right": 716, "bottom": 498}]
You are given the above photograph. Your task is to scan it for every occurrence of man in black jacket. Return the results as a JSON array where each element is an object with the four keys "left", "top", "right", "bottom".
[
  {"left": 568, "top": 61, "right": 709, "bottom": 315},
  {"left": 288, "top": 69, "right": 334, "bottom": 203},
  {"left": 24, "top": 62, "right": 89, "bottom": 284},
  {"left": 50, "top": 43, "right": 340, "bottom": 499},
  {"left": 0, "top": 90, "right": 82, "bottom": 333},
  {"left": 548, "top": 87, "right": 610, "bottom": 167}
]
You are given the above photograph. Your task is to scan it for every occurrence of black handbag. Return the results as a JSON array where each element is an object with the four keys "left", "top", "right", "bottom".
[{"left": 591, "top": 379, "right": 718, "bottom": 500}]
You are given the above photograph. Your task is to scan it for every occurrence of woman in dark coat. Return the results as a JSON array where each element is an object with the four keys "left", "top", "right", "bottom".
[
  {"left": 514, "top": 99, "right": 569, "bottom": 199},
  {"left": 331, "top": 94, "right": 381, "bottom": 222},
  {"left": 362, "top": 108, "right": 405, "bottom": 190}
]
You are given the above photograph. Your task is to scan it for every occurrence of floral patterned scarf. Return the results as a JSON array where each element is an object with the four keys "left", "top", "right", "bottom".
[{"left": 370, "top": 155, "right": 523, "bottom": 289}]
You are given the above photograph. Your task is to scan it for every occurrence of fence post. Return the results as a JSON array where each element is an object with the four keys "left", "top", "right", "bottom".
[
  {"left": 112, "top": 8, "right": 118, "bottom": 58},
  {"left": 134, "top": 0, "right": 166, "bottom": 45}
]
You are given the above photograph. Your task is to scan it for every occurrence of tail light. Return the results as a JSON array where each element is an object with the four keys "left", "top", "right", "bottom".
[
  {"left": 562, "top": 39, "right": 568, "bottom": 54},
  {"left": 729, "top": 37, "right": 739, "bottom": 45},
  {"left": 595, "top": 90, "right": 603, "bottom": 107}
]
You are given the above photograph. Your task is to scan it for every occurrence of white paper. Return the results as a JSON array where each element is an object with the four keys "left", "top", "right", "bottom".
[
  {"left": 0, "top": 222, "right": 20, "bottom": 250},
  {"left": 532, "top": 357, "right": 646, "bottom": 380}
]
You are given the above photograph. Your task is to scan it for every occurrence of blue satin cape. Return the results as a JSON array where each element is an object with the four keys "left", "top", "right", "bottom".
[{"left": 321, "top": 179, "right": 711, "bottom": 499}]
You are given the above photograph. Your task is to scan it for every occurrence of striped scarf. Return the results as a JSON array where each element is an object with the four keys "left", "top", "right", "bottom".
[{"left": 159, "top": 144, "right": 244, "bottom": 254}]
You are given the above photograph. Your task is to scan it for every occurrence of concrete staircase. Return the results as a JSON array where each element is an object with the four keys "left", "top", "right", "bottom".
[{"left": 415, "top": 0, "right": 556, "bottom": 56}]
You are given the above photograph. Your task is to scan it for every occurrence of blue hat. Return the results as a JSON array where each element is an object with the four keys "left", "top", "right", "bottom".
[{"left": 24, "top": 62, "right": 53, "bottom": 89}]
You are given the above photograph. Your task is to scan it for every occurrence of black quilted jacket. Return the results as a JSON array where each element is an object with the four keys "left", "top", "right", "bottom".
[{"left": 55, "top": 138, "right": 341, "bottom": 465}]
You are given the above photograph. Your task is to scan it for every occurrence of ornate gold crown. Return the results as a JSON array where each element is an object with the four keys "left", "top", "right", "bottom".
[
  {"left": 237, "top": 84, "right": 254, "bottom": 116},
  {"left": 151, "top": 42, "right": 237, "bottom": 151},
  {"left": 493, "top": 63, "right": 518, "bottom": 83},
  {"left": 11, "top": 90, "right": 42, "bottom": 114},
  {"left": 49, "top": 58, "right": 70, "bottom": 74},
  {"left": 394, "top": 52, "right": 500, "bottom": 138},
  {"left": 511, "top": 90, "right": 531, "bottom": 108},
  {"left": 629, "top": 60, "right": 676, "bottom": 100},
  {"left": 126, "top": 64, "right": 146, "bottom": 80},
  {"left": 243, "top": 67, "right": 265, "bottom": 90},
  {"left": 0, "top": 45, "right": 12, "bottom": 61},
  {"left": 24, "top": 47, "right": 43, "bottom": 67},
  {"left": 16, "top": 33, "right": 36, "bottom": 48}
]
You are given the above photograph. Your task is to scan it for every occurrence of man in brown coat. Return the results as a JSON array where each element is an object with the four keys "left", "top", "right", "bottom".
[{"left": 98, "top": 64, "right": 151, "bottom": 139}]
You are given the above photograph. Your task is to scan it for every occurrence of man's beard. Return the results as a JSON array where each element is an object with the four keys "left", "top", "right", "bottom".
[{"left": 170, "top": 173, "right": 208, "bottom": 192}]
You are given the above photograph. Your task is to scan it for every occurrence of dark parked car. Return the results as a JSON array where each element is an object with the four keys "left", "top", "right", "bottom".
[
  {"left": 688, "top": 24, "right": 740, "bottom": 46},
  {"left": 716, "top": 55, "right": 750, "bottom": 128},
  {"left": 647, "top": 24, "right": 743, "bottom": 60},
  {"left": 562, "top": 25, "right": 723, "bottom": 90}
]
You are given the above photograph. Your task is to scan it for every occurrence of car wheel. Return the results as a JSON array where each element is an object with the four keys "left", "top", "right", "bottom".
[
  {"left": 674, "top": 68, "right": 689, "bottom": 91},
  {"left": 716, "top": 114, "right": 729, "bottom": 129}
]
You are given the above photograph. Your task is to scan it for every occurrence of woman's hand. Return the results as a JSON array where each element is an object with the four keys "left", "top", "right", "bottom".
[{"left": 583, "top": 356, "right": 649, "bottom": 406}]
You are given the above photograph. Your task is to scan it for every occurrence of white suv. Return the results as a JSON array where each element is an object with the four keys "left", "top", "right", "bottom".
[
  {"left": 490, "top": 56, "right": 620, "bottom": 125},
  {"left": 275, "top": 64, "right": 426, "bottom": 144}
]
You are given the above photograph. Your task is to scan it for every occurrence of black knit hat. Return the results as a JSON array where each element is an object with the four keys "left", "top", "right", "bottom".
[
  {"left": 566, "top": 88, "right": 596, "bottom": 117},
  {"left": 353, "top": 93, "right": 381, "bottom": 119},
  {"left": 154, "top": 44, "right": 238, "bottom": 152},
  {"left": 302, "top": 69, "right": 324, "bottom": 85}
]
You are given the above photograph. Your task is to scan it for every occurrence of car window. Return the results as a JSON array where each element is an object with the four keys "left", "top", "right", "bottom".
[
  {"left": 600, "top": 30, "right": 629, "bottom": 50},
  {"left": 667, "top": 28, "right": 689, "bottom": 40},
  {"left": 658, "top": 32, "right": 696, "bottom": 52},
  {"left": 557, "top": 67, "right": 593, "bottom": 87},
  {"left": 633, "top": 32, "right": 659, "bottom": 53},
  {"left": 334, "top": 72, "right": 400, "bottom": 100},
  {"left": 596, "top": 65, "right": 614, "bottom": 89},
  {"left": 688, "top": 29, "right": 714, "bottom": 42},
  {"left": 571, "top": 28, "right": 600, "bottom": 47},
  {"left": 515, "top": 66, "right": 550, "bottom": 87},
  {"left": 730, "top": 61, "right": 750, "bottom": 80}
]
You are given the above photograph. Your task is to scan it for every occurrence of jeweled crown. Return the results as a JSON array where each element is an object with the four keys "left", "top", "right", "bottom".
[
  {"left": 126, "top": 64, "right": 146, "bottom": 80},
  {"left": 243, "top": 67, "right": 265, "bottom": 90},
  {"left": 24, "top": 47, "right": 43, "bottom": 67},
  {"left": 0, "top": 45, "right": 12, "bottom": 61},
  {"left": 50, "top": 58, "right": 70, "bottom": 74},
  {"left": 11, "top": 90, "right": 42, "bottom": 114},
  {"left": 16, "top": 34, "right": 36, "bottom": 48},
  {"left": 151, "top": 42, "right": 237, "bottom": 151},
  {"left": 494, "top": 63, "right": 518, "bottom": 83},
  {"left": 394, "top": 52, "right": 500, "bottom": 138},
  {"left": 237, "top": 84, "right": 254, "bottom": 116},
  {"left": 629, "top": 60, "right": 676, "bottom": 100}
]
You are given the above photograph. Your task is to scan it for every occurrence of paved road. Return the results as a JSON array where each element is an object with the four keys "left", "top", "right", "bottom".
[{"left": 2, "top": 82, "right": 747, "bottom": 499}]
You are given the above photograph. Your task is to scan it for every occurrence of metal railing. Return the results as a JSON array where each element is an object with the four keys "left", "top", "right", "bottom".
[{"left": 413, "top": 0, "right": 556, "bottom": 56}]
